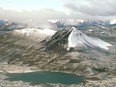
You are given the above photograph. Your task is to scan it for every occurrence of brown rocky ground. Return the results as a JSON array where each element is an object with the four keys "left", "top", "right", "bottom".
[{"left": 0, "top": 26, "right": 116, "bottom": 87}]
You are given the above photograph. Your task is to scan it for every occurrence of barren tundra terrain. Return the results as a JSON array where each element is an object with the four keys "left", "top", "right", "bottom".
[{"left": 0, "top": 26, "right": 116, "bottom": 87}]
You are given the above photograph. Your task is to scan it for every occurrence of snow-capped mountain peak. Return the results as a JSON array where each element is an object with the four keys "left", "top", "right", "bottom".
[{"left": 67, "top": 27, "right": 112, "bottom": 51}]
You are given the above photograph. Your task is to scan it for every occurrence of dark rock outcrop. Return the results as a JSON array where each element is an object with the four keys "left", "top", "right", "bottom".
[{"left": 45, "top": 28, "right": 72, "bottom": 50}]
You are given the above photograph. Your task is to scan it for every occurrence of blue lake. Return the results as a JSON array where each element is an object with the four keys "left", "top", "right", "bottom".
[{"left": 5, "top": 71, "right": 84, "bottom": 85}]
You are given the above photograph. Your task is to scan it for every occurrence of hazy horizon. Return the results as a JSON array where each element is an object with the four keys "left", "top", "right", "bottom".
[{"left": 0, "top": 0, "right": 116, "bottom": 26}]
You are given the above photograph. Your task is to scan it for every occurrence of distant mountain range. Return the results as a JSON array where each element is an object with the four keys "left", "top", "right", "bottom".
[
  {"left": 0, "top": 20, "right": 26, "bottom": 31},
  {"left": 0, "top": 18, "right": 116, "bottom": 31},
  {"left": 48, "top": 19, "right": 116, "bottom": 29}
]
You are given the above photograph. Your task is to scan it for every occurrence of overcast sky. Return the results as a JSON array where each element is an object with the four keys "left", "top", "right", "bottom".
[{"left": 0, "top": 0, "right": 116, "bottom": 24}]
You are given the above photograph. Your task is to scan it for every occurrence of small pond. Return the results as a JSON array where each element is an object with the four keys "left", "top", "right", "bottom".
[{"left": 5, "top": 71, "right": 84, "bottom": 85}]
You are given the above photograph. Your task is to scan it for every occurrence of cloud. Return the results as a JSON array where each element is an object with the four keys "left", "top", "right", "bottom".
[
  {"left": 0, "top": 8, "right": 68, "bottom": 28},
  {"left": 64, "top": 0, "right": 116, "bottom": 17},
  {"left": 0, "top": 0, "right": 116, "bottom": 27}
]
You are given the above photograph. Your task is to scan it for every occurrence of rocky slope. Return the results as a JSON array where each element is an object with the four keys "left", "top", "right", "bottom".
[{"left": 0, "top": 26, "right": 116, "bottom": 87}]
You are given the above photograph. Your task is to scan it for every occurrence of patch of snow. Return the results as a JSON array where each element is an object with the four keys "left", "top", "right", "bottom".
[
  {"left": 7, "top": 70, "right": 38, "bottom": 73},
  {"left": 101, "top": 32, "right": 105, "bottom": 34},
  {"left": 13, "top": 28, "right": 56, "bottom": 36},
  {"left": 48, "top": 19, "right": 59, "bottom": 23},
  {"left": 89, "top": 29, "right": 93, "bottom": 32},
  {"left": 110, "top": 18, "right": 116, "bottom": 25},
  {"left": 39, "top": 28, "right": 56, "bottom": 35}
]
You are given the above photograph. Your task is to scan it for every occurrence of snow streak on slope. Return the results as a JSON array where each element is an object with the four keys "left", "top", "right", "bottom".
[{"left": 67, "top": 27, "right": 112, "bottom": 51}]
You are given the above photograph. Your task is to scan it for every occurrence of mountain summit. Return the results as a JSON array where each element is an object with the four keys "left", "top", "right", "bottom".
[
  {"left": 67, "top": 27, "right": 112, "bottom": 51},
  {"left": 45, "top": 27, "right": 112, "bottom": 52}
]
